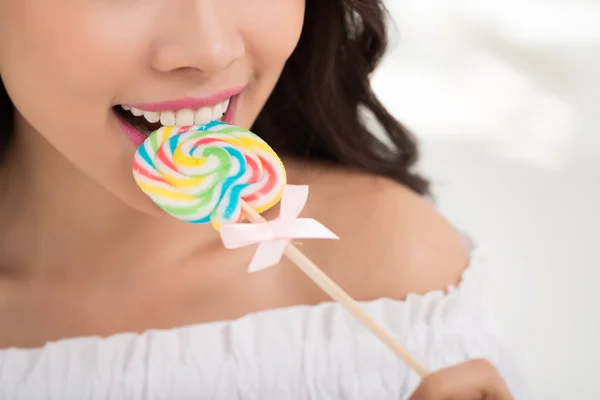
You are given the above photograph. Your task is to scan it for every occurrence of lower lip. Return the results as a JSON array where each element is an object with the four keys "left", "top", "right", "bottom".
[
  {"left": 115, "top": 112, "right": 148, "bottom": 147},
  {"left": 115, "top": 94, "right": 241, "bottom": 148}
]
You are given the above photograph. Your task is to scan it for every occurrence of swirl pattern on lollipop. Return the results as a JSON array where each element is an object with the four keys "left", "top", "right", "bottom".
[{"left": 132, "top": 121, "right": 287, "bottom": 227}]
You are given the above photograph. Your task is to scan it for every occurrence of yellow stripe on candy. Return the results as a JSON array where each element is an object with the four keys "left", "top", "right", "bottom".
[
  {"left": 173, "top": 147, "right": 207, "bottom": 168},
  {"left": 221, "top": 137, "right": 243, "bottom": 146},
  {"left": 238, "top": 136, "right": 277, "bottom": 154},
  {"left": 158, "top": 127, "right": 175, "bottom": 143},
  {"left": 136, "top": 181, "right": 197, "bottom": 201},
  {"left": 163, "top": 175, "right": 205, "bottom": 190}
]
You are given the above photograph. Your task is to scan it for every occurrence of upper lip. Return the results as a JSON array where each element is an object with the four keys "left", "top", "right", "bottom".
[{"left": 122, "top": 86, "right": 244, "bottom": 112}]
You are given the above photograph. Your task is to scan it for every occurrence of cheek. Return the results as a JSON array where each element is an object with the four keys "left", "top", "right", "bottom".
[
  {"left": 233, "top": 0, "right": 304, "bottom": 125},
  {"left": 0, "top": 1, "right": 139, "bottom": 132},
  {"left": 238, "top": 0, "right": 305, "bottom": 71}
]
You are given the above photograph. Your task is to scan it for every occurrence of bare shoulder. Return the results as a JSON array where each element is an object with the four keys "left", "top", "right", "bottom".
[{"left": 294, "top": 165, "right": 470, "bottom": 301}]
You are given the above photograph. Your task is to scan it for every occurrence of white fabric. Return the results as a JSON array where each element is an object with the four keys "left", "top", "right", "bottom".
[{"left": 0, "top": 243, "right": 527, "bottom": 399}]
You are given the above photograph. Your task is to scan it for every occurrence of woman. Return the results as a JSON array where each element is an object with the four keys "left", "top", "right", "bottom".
[{"left": 0, "top": 0, "right": 524, "bottom": 398}]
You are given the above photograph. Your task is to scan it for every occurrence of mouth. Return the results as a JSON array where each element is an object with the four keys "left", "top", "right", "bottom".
[{"left": 113, "top": 96, "right": 233, "bottom": 137}]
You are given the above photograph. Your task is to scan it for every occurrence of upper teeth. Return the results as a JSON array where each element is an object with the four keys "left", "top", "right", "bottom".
[{"left": 121, "top": 98, "right": 230, "bottom": 127}]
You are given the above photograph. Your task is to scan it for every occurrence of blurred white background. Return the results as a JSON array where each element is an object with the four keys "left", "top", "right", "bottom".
[{"left": 376, "top": 1, "right": 600, "bottom": 399}]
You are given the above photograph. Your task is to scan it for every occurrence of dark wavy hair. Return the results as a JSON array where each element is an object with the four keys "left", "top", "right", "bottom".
[{"left": 0, "top": 0, "right": 429, "bottom": 195}]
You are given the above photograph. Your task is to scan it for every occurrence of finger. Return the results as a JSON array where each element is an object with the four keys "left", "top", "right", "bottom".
[{"left": 409, "top": 359, "right": 514, "bottom": 400}]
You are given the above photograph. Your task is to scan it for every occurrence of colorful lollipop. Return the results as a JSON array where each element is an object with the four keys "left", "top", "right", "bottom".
[
  {"left": 132, "top": 121, "right": 430, "bottom": 377},
  {"left": 132, "top": 121, "right": 286, "bottom": 228}
]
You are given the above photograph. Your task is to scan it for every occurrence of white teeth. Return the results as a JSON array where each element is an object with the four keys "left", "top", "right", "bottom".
[
  {"left": 175, "top": 109, "right": 195, "bottom": 126},
  {"left": 131, "top": 107, "right": 144, "bottom": 117},
  {"left": 160, "top": 110, "right": 176, "bottom": 126},
  {"left": 211, "top": 103, "right": 223, "bottom": 121},
  {"left": 122, "top": 97, "right": 231, "bottom": 128},
  {"left": 194, "top": 107, "right": 213, "bottom": 127},
  {"left": 143, "top": 111, "right": 160, "bottom": 124},
  {"left": 135, "top": 124, "right": 152, "bottom": 135}
]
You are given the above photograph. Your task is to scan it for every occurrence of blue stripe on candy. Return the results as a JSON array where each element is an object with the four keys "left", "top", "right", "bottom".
[
  {"left": 226, "top": 147, "right": 247, "bottom": 181},
  {"left": 199, "top": 120, "right": 225, "bottom": 131},
  {"left": 224, "top": 183, "right": 248, "bottom": 220},
  {"left": 168, "top": 135, "right": 179, "bottom": 155},
  {"left": 188, "top": 215, "right": 211, "bottom": 224},
  {"left": 215, "top": 147, "right": 248, "bottom": 221},
  {"left": 138, "top": 143, "right": 154, "bottom": 167}
]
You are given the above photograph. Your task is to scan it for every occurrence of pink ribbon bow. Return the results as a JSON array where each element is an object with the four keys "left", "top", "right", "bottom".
[{"left": 220, "top": 185, "right": 339, "bottom": 272}]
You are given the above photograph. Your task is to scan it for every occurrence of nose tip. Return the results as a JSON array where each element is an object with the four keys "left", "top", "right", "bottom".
[
  {"left": 151, "top": 3, "right": 244, "bottom": 76},
  {"left": 153, "top": 38, "right": 242, "bottom": 76}
]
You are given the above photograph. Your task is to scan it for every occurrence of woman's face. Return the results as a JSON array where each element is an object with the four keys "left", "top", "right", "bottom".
[{"left": 0, "top": 0, "right": 304, "bottom": 212}]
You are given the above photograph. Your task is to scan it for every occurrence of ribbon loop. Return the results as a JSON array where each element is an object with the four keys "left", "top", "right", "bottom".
[
  {"left": 279, "top": 185, "right": 309, "bottom": 220},
  {"left": 220, "top": 184, "right": 339, "bottom": 272}
]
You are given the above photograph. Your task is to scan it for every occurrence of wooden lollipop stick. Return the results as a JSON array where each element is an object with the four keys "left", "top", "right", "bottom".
[{"left": 240, "top": 201, "right": 431, "bottom": 378}]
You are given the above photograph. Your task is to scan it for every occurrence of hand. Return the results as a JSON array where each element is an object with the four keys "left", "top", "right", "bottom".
[{"left": 409, "top": 359, "right": 514, "bottom": 400}]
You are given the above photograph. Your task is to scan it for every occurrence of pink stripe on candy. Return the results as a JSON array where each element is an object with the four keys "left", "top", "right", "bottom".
[
  {"left": 156, "top": 147, "right": 179, "bottom": 173},
  {"left": 243, "top": 157, "right": 278, "bottom": 203},
  {"left": 133, "top": 160, "right": 165, "bottom": 183},
  {"left": 192, "top": 137, "right": 221, "bottom": 147},
  {"left": 245, "top": 156, "right": 261, "bottom": 183}
]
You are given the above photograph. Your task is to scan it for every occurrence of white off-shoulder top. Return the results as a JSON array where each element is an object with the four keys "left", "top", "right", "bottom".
[{"left": 0, "top": 240, "right": 527, "bottom": 399}]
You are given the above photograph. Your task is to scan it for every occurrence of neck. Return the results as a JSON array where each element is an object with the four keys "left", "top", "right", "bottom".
[{"left": 0, "top": 117, "right": 226, "bottom": 277}]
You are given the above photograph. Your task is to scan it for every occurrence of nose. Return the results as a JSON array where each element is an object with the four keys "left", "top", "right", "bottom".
[{"left": 150, "top": 1, "right": 244, "bottom": 76}]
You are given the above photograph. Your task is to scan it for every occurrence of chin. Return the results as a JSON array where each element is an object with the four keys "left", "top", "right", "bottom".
[
  {"left": 108, "top": 177, "right": 170, "bottom": 219},
  {"left": 130, "top": 196, "right": 167, "bottom": 218}
]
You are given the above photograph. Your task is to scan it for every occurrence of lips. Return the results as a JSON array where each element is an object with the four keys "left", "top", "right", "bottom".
[
  {"left": 115, "top": 90, "right": 242, "bottom": 147},
  {"left": 115, "top": 97, "right": 231, "bottom": 135}
]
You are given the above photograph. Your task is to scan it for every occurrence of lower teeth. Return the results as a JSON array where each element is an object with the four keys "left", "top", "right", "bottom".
[{"left": 135, "top": 124, "right": 152, "bottom": 136}]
